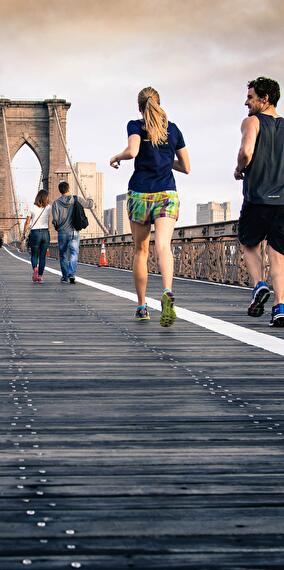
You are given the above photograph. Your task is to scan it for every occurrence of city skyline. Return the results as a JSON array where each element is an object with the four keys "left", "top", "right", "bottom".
[
  {"left": 70, "top": 161, "right": 104, "bottom": 238},
  {"left": 196, "top": 201, "right": 231, "bottom": 225},
  {"left": 2, "top": 0, "right": 284, "bottom": 226}
]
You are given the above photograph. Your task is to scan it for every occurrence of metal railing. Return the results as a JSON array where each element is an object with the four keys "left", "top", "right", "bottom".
[{"left": 47, "top": 219, "right": 265, "bottom": 286}]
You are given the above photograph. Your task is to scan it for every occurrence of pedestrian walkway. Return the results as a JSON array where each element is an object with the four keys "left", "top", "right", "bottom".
[{"left": 0, "top": 246, "right": 283, "bottom": 569}]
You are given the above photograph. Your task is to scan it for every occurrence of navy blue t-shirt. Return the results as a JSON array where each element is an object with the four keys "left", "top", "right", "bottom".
[{"left": 127, "top": 119, "right": 186, "bottom": 193}]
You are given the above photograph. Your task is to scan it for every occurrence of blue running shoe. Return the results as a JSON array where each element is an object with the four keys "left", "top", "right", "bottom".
[
  {"left": 135, "top": 305, "right": 150, "bottom": 321},
  {"left": 248, "top": 281, "right": 270, "bottom": 317},
  {"left": 270, "top": 304, "right": 284, "bottom": 327}
]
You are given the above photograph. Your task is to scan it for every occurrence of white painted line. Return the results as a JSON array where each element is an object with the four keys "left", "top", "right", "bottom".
[{"left": 3, "top": 246, "right": 284, "bottom": 357}]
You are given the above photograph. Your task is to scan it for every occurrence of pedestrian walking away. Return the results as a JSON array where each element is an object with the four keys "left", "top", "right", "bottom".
[
  {"left": 52, "top": 181, "right": 93, "bottom": 284},
  {"left": 110, "top": 86, "right": 190, "bottom": 326},
  {"left": 22, "top": 190, "right": 51, "bottom": 284},
  {"left": 235, "top": 76, "right": 284, "bottom": 327}
]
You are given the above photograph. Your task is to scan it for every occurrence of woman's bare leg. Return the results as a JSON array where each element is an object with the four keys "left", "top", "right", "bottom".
[
  {"left": 130, "top": 221, "right": 151, "bottom": 305},
  {"left": 154, "top": 217, "right": 176, "bottom": 290}
]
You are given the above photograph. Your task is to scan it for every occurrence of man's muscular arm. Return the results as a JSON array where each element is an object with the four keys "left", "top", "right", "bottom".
[{"left": 234, "top": 116, "right": 259, "bottom": 180}]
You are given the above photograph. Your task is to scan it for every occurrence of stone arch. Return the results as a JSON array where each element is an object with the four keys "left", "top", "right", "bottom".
[
  {"left": 12, "top": 141, "right": 44, "bottom": 213},
  {"left": 0, "top": 98, "right": 70, "bottom": 241},
  {"left": 10, "top": 136, "right": 48, "bottom": 189}
]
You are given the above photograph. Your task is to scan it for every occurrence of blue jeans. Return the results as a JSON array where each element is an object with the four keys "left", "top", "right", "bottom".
[
  {"left": 30, "top": 229, "right": 50, "bottom": 276},
  {"left": 58, "top": 231, "right": 80, "bottom": 280}
]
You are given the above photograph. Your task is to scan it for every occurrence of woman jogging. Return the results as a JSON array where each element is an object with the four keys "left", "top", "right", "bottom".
[
  {"left": 110, "top": 86, "right": 190, "bottom": 327},
  {"left": 22, "top": 190, "right": 51, "bottom": 283}
]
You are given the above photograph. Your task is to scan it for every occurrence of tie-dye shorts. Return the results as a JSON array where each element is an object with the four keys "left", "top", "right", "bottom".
[{"left": 127, "top": 190, "right": 179, "bottom": 225}]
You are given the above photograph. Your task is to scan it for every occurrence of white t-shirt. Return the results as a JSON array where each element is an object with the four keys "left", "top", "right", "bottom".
[{"left": 29, "top": 204, "right": 51, "bottom": 230}]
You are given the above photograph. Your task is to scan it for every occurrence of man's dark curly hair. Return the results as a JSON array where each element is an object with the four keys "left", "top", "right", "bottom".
[
  {"left": 58, "top": 181, "right": 69, "bottom": 194},
  {"left": 248, "top": 76, "right": 280, "bottom": 107}
]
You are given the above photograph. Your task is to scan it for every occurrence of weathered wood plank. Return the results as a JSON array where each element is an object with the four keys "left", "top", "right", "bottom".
[{"left": 0, "top": 248, "right": 283, "bottom": 569}]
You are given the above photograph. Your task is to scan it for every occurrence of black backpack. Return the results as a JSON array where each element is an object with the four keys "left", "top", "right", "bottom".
[{"left": 72, "top": 195, "right": 89, "bottom": 231}]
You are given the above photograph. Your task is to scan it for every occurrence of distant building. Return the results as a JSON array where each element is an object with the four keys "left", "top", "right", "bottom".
[
  {"left": 70, "top": 162, "right": 104, "bottom": 238},
  {"left": 104, "top": 208, "right": 117, "bottom": 235},
  {"left": 116, "top": 193, "right": 131, "bottom": 234},
  {"left": 196, "top": 201, "right": 231, "bottom": 225},
  {"left": 18, "top": 200, "right": 30, "bottom": 231}
]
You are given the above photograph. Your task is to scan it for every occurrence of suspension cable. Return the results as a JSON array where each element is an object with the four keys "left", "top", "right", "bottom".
[
  {"left": 53, "top": 106, "right": 108, "bottom": 235},
  {"left": 2, "top": 107, "right": 22, "bottom": 239},
  {"left": 37, "top": 171, "right": 43, "bottom": 193}
]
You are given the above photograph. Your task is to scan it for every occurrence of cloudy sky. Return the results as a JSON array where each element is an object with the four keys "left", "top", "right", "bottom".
[{"left": 1, "top": 0, "right": 284, "bottom": 225}]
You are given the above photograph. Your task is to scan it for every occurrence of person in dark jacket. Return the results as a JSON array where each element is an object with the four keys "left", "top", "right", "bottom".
[{"left": 52, "top": 181, "right": 93, "bottom": 284}]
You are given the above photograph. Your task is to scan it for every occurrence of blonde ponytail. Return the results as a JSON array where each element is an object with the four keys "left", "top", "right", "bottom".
[{"left": 138, "top": 87, "right": 168, "bottom": 146}]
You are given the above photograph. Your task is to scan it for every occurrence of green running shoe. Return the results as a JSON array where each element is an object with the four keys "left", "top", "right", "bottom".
[
  {"left": 135, "top": 305, "right": 150, "bottom": 321},
  {"left": 160, "top": 291, "right": 176, "bottom": 327}
]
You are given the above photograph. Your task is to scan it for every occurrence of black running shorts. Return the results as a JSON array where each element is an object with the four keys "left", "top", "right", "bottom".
[{"left": 238, "top": 201, "right": 284, "bottom": 254}]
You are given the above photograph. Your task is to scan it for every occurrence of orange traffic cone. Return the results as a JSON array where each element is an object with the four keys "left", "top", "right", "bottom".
[{"left": 99, "top": 240, "right": 108, "bottom": 267}]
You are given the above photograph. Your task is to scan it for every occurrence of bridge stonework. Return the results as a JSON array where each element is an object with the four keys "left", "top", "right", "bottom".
[{"left": 0, "top": 98, "right": 70, "bottom": 242}]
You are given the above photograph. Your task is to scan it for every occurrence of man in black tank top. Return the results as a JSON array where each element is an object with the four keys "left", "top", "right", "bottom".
[{"left": 234, "top": 76, "right": 284, "bottom": 327}]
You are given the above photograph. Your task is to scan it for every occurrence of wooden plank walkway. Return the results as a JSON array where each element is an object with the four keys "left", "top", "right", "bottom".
[{"left": 0, "top": 246, "right": 284, "bottom": 569}]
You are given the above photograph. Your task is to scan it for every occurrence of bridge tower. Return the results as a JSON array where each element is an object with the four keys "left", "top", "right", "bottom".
[{"left": 0, "top": 98, "right": 70, "bottom": 242}]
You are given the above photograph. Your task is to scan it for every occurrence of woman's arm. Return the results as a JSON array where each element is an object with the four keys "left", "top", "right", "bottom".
[
  {"left": 172, "top": 147, "right": 190, "bottom": 174},
  {"left": 47, "top": 207, "right": 53, "bottom": 233},
  {"left": 22, "top": 215, "right": 31, "bottom": 238},
  {"left": 110, "top": 134, "right": 141, "bottom": 169}
]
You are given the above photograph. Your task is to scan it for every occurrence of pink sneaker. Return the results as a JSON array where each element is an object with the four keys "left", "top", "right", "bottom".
[
  {"left": 32, "top": 267, "right": 38, "bottom": 282},
  {"left": 37, "top": 276, "right": 43, "bottom": 284}
]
